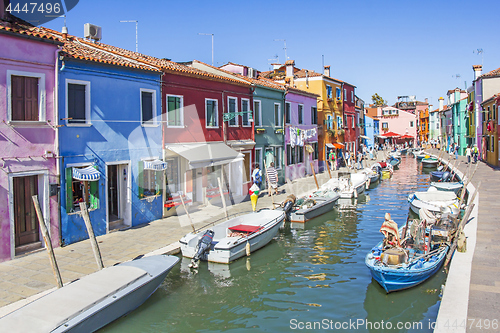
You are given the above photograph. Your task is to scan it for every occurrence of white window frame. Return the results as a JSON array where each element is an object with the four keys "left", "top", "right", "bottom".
[
  {"left": 228, "top": 96, "right": 238, "bottom": 127},
  {"left": 344, "top": 88, "right": 347, "bottom": 101},
  {"left": 253, "top": 100, "right": 262, "bottom": 126},
  {"left": 241, "top": 98, "right": 251, "bottom": 127},
  {"left": 326, "top": 85, "right": 333, "bottom": 99},
  {"left": 205, "top": 98, "right": 219, "bottom": 128},
  {"left": 336, "top": 87, "right": 341, "bottom": 99},
  {"left": 351, "top": 91, "right": 354, "bottom": 103},
  {"left": 285, "top": 101, "right": 291, "bottom": 124},
  {"left": 275, "top": 147, "right": 283, "bottom": 170},
  {"left": 352, "top": 116, "right": 355, "bottom": 129},
  {"left": 298, "top": 104, "right": 304, "bottom": 124},
  {"left": 274, "top": 103, "right": 281, "bottom": 127},
  {"left": 166, "top": 94, "right": 184, "bottom": 128},
  {"left": 7, "top": 70, "right": 46, "bottom": 123},
  {"left": 140, "top": 88, "right": 157, "bottom": 127},
  {"left": 66, "top": 79, "right": 91, "bottom": 126}
]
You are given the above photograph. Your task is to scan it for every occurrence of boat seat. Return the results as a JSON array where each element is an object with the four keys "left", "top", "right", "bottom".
[
  {"left": 0, "top": 265, "right": 147, "bottom": 332},
  {"left": 228, "top": 224, "right": 262, "bottom": 234}
]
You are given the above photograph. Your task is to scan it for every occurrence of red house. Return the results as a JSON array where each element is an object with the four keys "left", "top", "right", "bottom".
[{"left": 342, "top": 82, "right": 358, "bottom": 152}]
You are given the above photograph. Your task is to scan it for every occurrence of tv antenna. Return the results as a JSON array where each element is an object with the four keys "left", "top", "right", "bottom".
[
  {"left": 473, "top": 48, "right": 484, "bottom": 66},
  {"left": 274, "top": 39, "right": 287, "bottom": 62}
]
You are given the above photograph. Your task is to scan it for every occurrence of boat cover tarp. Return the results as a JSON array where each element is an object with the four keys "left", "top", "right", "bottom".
[{"left": 414, "top": 191, "right": 456, "bottom": 202}]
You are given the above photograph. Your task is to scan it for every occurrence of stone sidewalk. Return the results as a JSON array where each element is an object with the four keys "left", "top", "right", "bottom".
[{"left": 426, "top": 148, "right": 499, "bottom": 333}]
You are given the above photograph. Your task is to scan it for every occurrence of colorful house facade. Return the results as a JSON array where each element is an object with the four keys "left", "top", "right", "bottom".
[
  {"left": 447, "top": 88, "right": 468, "bottom": 154},
  {"left": 480, "top": 94, "right": 499, "bottom": 166},
  {"left": 0, "top": 17, "right": 63, "bottom": 261},
  {"left": 57, "top": 35, "right": 164, "bottom": 245}
]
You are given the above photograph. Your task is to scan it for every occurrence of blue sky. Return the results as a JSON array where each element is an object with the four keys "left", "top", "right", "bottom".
[{"left": 42, "top": 0, "right": 500, "bottom": 109}]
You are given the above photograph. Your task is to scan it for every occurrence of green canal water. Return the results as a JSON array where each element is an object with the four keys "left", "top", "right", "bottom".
[{"left": 102, "top": 156, "right": 446, "bottom": 332}]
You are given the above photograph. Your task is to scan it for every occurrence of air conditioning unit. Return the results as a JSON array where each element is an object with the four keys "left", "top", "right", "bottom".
[{"left": 84, "top": 23, "right": 102, "bottom": 41}]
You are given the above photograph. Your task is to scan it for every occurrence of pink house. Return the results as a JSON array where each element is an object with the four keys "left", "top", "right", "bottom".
[
  {"left": 0, "top": 13, "right": 63, "bottom": 261},
  {"left": 372, "top": 106, "right": 417, "bottom": 145}
]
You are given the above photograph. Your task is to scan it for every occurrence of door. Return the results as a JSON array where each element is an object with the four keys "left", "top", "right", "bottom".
[
  {"left": 13, "top": 175, "right": 39, "bottom": 247},
  {"left": 108, "top": 165, "right": 119, "bottom": 221},
  {"left": 192, "top": 169, "right": 203, "bottom": 203}
]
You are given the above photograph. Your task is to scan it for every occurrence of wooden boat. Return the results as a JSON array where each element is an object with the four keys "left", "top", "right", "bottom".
[
  {"left": 387, "top": 156, "right": 401, "bottom": 168},
  {"left": 180, "top": 210, "right": 285, "bottom": 264},
  {"left": 288, "top": 190, "right": 340, "bottom": 223},
  {"left": 407, "top": 189, "right": 459, "bottom": 216},
  {"left": 365, "top": 218, "right": 450, "bottom": 293},
  {"left": 0, "top": 255, "right": 179, "bottom": 332},
  {"left": 320, "top": 172, "right": 368, "bottom": 199},
  {"left": 421, "top": 157, "right": 439, "bottom": 167},
  {"left": 430, "top": 182, "right": 463, "bottom": 195}
]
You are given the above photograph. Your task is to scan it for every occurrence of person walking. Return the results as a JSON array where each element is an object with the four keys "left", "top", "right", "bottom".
[
  {"left": 357, "top": 150, "right": 364, "bottom": 169},
  {"left": 266, "top": 162, "right": 279, "bottom": 196},
  {"left": 465, "top": 145, "right": 472, "bottom": 164},
  {"left": 251, "top": 164, "right": 262, "bottom": 188},
  {"left": 454, "top": 143, "right": 459, "bottom": 160},
  {"left": 473, "top": 144, "right": 478, "bottom": 163}
]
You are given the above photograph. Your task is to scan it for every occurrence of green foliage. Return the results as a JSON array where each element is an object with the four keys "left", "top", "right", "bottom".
[{"left": 371, "top": 93, "right": 387, "bottom": 106}]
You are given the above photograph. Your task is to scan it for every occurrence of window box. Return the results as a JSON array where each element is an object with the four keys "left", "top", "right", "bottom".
[
  {"left": 256, "top": 128, "right": 266, "bottom": 134},
  {"left": 327, "top": 129, "right": 336, "bottom": 137},
  {"left": 275, "top": 128, "right": 284, "bottom": 134}
]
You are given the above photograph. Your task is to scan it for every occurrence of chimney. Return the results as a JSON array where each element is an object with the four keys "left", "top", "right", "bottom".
[
  {"left": 285, "top": 60, "right": 295, "bottom": 78},
  {"left": 62, "top": 26, "right": 68, "bottom": 40},
  {"left": 473, "top": 65, "right": 482, "bottom": 81},
  {"left": 425, "top": 98, "right": 428, "bottom": 104},
  {"left": 438, "top": 97, "right": 444, "bottom": 111},
  {"left": 1, "top": 0, "right": 10, "bottom": 20},
  {"left": 324, "top": 65, "right": 330, "bottom": 77}
]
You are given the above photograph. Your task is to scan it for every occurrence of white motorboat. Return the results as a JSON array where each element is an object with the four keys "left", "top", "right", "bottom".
[
  {"left": 320, "top": 172, "right": 368, "bottom": 199},
  {"left": 180, "top": 210, "right": 285, "bottom": 264},
  {"left": 408, "top": 189, "right": 459, "bottom": 217},
  {"left": 359, "top": 167, "right": 380, "bottom": 184},
  {"left": 288, "top": 189, "right": 340, "bottom": 223},
  {"left": 0, "top": 255, "right": 179, "bottom": 332},
  {"left": 429, "top": 182, "right": 463, "bottom": 195}
]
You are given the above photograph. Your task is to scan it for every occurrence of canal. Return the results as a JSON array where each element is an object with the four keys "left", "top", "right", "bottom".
[{"left": 102, "top": 156, "right": 446, "bottom": 332}]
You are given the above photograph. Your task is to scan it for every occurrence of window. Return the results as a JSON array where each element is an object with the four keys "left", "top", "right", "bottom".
[
  {"left": 285, "top": 102, "right": 291, "bottom": 124},
  {"left": 287, "top": 145, "right": 292, "bottom": 165},
  {"left": 326, "top": 85, "right": 333, "bottom": 99},
  {"left": 382, "top": 122, "right": 388, "bottom": 130},
  {"left": 66, "top": 79, "right": 90, "bottom": 125},
  {"left": 275, "top": 147, "right": 282, "bottom": 169},
  {"left": 254, "top": 148, "right": 262, "bottom": 168},
  {"left": 139, "top": 161, "right": 163, "bottom": 198},
  {"left": 228, "top": 97, "right": 238, "bottom": 126},
  {"left": 312, "top": 142, "right": 319, "bottom": 160},
  {"left": 140, "top": 89, "right": 156, "bottom": 125},
  {"left": 351, "top": 91, "right": 354, "bottom": 103},
  {"left": 8, "top": 71, "right": 45, "bottom": 122},
  {"left": 336, "top": 87, "right": 341, "bottom": 99},
  {"left": 205, "top": 99, "right": 218, "bottom": 128},
  {"left": 352, "top": 116, "right": 355, "bottom": 129},
  {"left": 344, "top": 89, "right": 347, "bottom": 101},
  {"left": 254, "top": 100, "right": 262, "bottom": 126},
  {"left": 327, "top": 115, "right": 333, "bottom": 130},
  {"left": 337, "top": 116, "right": 343, "bottom": 129},
  {"left": 274, "top": 103, "right": 281, "bottom": 127},
  {"left": 167, "top": 95, "right": 183, "bottom": 127},
  {"left": 410, "top": 121, "right": 414, "bottom": 127},
  {"left": 311, "top": 106, "right": 317, "bottom": 124},
  {"left": 291, "top": 146, "right": 296, "bottom": 164},
  {"left": 494, "top": 105, "right": 497, "bottom": 120},
  {"left": 242, "top": 99, "right": 250, "bottom": 127},
  {"left": 165, "top": 157, "right": 179, "bottom": 194},
  {"left": 65, "top": 166, "right": 99, "bottom": 213},
  {"left": 298, "top": 104, "right": 304, "bottom": 124}
]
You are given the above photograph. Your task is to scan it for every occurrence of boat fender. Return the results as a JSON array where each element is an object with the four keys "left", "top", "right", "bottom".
[
  {"left": 366, "top": 178, "right": 371, "bottom": 190},
  {"left": 246, "top": 241, "right": 251, "bottom": 256}
]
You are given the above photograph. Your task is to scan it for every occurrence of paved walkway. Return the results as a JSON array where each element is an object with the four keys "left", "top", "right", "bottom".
[{"left": 426, "top": 148, "right": 500, "bottom": 333}]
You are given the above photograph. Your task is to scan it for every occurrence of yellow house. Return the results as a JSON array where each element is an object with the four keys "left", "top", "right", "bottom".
[
  {"left": 263, "top": 61, "right": 344, "bottom": 170},
  {"left": 480, "top": 94, "right": 499, "bottom": 166}
]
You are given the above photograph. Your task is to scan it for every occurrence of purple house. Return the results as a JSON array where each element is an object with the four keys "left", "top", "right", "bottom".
[
  {"left": 284, "top": 87, "right": 319, "bottom": 181},
  {"left": 0, "top": 12, "right": 63, "bottom": 262}
]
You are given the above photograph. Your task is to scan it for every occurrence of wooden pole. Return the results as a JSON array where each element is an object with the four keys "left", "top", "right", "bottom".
[
  {"left": 79, "top": 202, "right": 104, "bottom": 270},
  {"left": 310, "top": 162, "right": 319, "bottom": 189},
  {"left": 217, "top": 177, "right": 229, "bottom": 220},
  {"left": 179, "top": 194, "right": 195, "bottom": 232},
  {"left": 444, "top": 202, "right": 475, "bottom": 267},
  {"left": 32, "top": 195, "right": 63, "bottom": 288},
  {"left": 327, "top": 161, "right": 332, "bottom": 179}
]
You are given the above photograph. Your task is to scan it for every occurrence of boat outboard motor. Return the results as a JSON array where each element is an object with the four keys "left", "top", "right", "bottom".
[
  {"left": 189, "top": 229, "right": 215, "bottom": 269},
  {"left": 281, "top": 194, "right": 296, "bottom": 221},
  {"left": 442, "top": 171, "right": 451, "bottom": 182}
]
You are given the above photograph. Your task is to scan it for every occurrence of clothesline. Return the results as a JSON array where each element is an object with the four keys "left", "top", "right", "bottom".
[{"left": 289, "top": 127, "right": 317, "bottom": 148}]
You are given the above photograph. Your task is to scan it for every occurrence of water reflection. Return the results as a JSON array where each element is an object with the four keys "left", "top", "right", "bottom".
[{"left": 101, "top": 156, "right": 446, "bottom": 333}]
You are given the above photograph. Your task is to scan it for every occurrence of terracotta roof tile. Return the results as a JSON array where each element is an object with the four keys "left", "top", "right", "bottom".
[
  {"left": 480, "top": 67, "right": 500, "bottom": 79},
  {"left": 0, "top": 18, "right": 62, "bottom": 43}
]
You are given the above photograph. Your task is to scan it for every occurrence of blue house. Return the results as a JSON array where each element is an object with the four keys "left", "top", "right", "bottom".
[
  {"left": 364, "top": 115, "right": 376, "bottom": 148},
  {"left": 58, "top": 35, "right": 163, "bottom": 245}
]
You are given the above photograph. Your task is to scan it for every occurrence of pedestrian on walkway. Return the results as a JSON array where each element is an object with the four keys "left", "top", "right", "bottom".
[
  {"left": 455, "top": 143, "right": 459, "bottom": 160},
  {"left": 465, "top": 145, "right": 472, "bottom": 164},
  {"left": 252, "top": 164, "right": 262, "bottom": 188},
  {"left": 266, "top": 162, "right": 279, "bottom": 196},
  {"left": 473, "top": 144, "right": 478, "bottom": 163},
  {"left": 357, "top": 150, "right": 364, "bottom": 169},
  {"left": 345, "top": 151, "right": 351, "bottom": 168}
]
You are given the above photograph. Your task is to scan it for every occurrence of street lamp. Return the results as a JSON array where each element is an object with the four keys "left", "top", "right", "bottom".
[
  {"left": 120, "top": 20, "right": 138, "bottom": 52},
  {"left": 198, "top": 33, "right": 214, "bottom": 66}
]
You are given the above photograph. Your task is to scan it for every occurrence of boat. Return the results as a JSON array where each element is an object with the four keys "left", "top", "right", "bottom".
[
  {"left": 288, "top": 189, "right": 340, "bottom": 223},
  {"left": 407, "top": 189, "right": 460, "bottom": 216},
  {"left": 387, "top": 156, "right": 401, "bottom": 168},
  {"left": 0, "top": 255, "right": 179, "bottom": 332},
  {"left": 429, "top": 170, "right": 452, "bottom": 182},
  {"left": 320, "top": 172, "right": 368, "bottom": 199},
  {"left": 180, "top": 209, "right": 286, "bottom": 265},
  {"left": 430, "top": 182, "right": 463, "bottom": 195},
  {"left": 372, "top": 161, "right": 393, "bottom": 178},
  {"left": 400, "top": 148, "right": 408, "bottom": 155},
  {"left": 359, "top": 167, "right": 380, "bottom": 185},
  {"left": 413, "top": 151, "right": 427, "bottom": 160},
  {"left": 421, "top": 157, "right": 439, "bottom": 167},
  {"left": 365, "top": 215, "right": 451, "bottom": 293}
]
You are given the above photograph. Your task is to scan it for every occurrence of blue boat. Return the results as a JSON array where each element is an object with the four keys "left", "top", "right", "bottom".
[
  {"left": 365, "top": 220, "right": 449, "bottom": 293},
  {"left": 387, "top": 156, "right": 401, "bottom": 168}
]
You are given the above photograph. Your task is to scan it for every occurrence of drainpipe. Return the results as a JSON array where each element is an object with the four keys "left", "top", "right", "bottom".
[
  {"left": 54, "top": 46, "right": 62, "bottom": 245},
  {"left": 283, "top": 87, "right": 288, "bottom": 173}
]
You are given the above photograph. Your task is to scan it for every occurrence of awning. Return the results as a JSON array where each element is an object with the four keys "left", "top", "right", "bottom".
[
  {"left": 72, "top": 166, "right": 100, "bottom": 181},
  {"left": 326, "top": 143, "right": 334, "bottom": 148},
  {"left": 144, "top": 159, "right": 168, "bottom": 171},
  {"left": 382, "top": 131, "right": 401, "bottom": 138},
  {"left": 333, "top": 143, "right": 345, "bottom": 149},
  {"left": 226, "top": 139, "right": 256, "bottom": 150},
  {"left": 359, "top": 135, "right": 370, "bottom": 140},
  {"left": 400, "top": 135, "right": 414, "bottom": 139},
  {"left": 165, "top": 142, "right": 244, "bottom": 169}
]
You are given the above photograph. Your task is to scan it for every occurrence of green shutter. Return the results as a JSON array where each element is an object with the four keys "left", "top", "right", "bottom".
[
  {"left": 156, "top": 171, "right": 163, "bottom": 197},
  {"left": 65, "top": 167, "right": 74, "bottom": 213},
  {"left": 89, "top": 165, "right": 99, "bottom": 209},
  {"left": 138, "top": 160, "right": 144, "bottom": 198}
]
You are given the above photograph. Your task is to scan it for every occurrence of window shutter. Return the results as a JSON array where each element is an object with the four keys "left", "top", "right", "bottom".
[
  {"left": 11, "top": 76, "right": 25, "bottom": 121},
  {"left": 25, "top": 77, "right": 39, "bottom": 121},
  {"left": 89, "top": 165, "right": 99, "bottom": 209},
  {"left": 138, "top": 160, "right": 144, "bottom": 198},
  {"left": 65, "top": 167, "right": 74, "bottom": 213}
]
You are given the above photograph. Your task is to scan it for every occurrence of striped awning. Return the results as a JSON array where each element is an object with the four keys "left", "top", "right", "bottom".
[
  {"left": 72, "top": 166, "right": 100, "bottom": 181},
  {"left": 144, "top": 159, "right": 168, "bottom": 171}
]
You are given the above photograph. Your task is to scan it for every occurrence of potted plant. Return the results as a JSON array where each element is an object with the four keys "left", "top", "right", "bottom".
[{"left": 326, "top": 129, "right": 336, "bottom": 137}]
